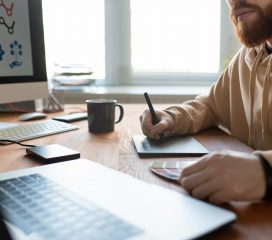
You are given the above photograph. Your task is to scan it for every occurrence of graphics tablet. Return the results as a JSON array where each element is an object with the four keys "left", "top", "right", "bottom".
[{"left": 132, "top": 135, "right": 209, "bottom": 157}]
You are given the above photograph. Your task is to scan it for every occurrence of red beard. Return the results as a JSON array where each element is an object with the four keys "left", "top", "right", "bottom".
[{"left": 230, "top": 2, "right": 272, "bottom": 47}]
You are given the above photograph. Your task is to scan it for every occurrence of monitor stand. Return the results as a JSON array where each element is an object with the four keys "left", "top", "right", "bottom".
[{"left": 43, "top": 92, "right": 64, "bottom": 113}]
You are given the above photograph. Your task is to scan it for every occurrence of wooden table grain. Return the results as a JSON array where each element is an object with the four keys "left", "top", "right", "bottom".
[{"left": 0, "top": 104, "right": 271, "bottom": 240}]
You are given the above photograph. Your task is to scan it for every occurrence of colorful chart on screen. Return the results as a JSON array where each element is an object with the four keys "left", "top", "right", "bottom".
[{"left": 0, "top": 0, "right": 33, "bottom": 77}]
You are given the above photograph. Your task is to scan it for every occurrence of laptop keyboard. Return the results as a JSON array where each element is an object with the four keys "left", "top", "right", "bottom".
[{"left": 0, "top": 174, "right": 142, "bottom": 240}]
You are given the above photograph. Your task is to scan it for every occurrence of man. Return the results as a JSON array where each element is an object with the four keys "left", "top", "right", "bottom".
[{"left": 140, "top": 0, "right": 272, "bottom": 204}]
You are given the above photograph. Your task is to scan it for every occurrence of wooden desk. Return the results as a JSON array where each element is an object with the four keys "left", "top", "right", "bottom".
[{"left": 0, "top": 104, "right": 271, "bottom": 240}]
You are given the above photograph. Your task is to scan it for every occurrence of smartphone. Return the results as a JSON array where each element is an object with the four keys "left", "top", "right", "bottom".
[{"left": 53, "top": 112, "right": 88, "bottom": 123}]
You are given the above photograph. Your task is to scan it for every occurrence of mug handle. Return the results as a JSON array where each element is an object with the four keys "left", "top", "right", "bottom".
[{"left": 115, "top": 104, "right": 124, "bottom": 123}]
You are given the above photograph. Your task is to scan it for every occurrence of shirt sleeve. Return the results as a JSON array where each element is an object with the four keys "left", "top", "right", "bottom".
[{"left": 164, "top": 66, "right": 233, "bottom": 136}]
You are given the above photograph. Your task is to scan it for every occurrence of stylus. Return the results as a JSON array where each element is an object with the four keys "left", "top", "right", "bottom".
[{"left": 144, "top": 92, "right": 165, "bottom": 141}]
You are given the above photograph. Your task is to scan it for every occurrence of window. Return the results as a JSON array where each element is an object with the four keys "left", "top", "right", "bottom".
[
  {"left": 131, "top": 0, "right": 220, "bottom": 73},
  {"left": 43, "top": 0, "right": 240, "bottom": 87},
  {"left": 42, "top": 0, "right": 105, "bottom": 80}
]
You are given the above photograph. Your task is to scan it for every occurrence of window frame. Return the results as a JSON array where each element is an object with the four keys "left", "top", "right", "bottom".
[{"left": 101, "top": 0, "right": 240, "bottom": 87}]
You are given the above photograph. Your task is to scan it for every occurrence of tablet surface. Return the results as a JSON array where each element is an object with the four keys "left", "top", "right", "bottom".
[{"left": 132, "top": 135, "right": 209, "bottom": 157}]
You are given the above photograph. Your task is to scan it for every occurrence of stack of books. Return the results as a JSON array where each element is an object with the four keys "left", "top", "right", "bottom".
[{"left": 52, "top": 63, "right": 95, "bottom": 86}]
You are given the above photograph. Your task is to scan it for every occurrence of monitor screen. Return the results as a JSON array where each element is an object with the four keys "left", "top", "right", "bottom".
[{"left": 0, "top": 0, "right": 48, "bottom": 104}]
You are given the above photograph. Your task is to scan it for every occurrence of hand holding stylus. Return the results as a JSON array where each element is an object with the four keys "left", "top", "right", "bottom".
[{"left": 142, "top": 92, "right": 174, "bottom": 140}]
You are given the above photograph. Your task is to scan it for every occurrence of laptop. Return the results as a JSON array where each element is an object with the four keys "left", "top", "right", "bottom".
[
  {"left": 0, "top": 212, "right": 12, "bottom": 240},
  {"left": 0, "top": 159, "right": 235, "bottom": 240},
  {"left": 133, "top": 135, "right": 209, "bottom": 157}
]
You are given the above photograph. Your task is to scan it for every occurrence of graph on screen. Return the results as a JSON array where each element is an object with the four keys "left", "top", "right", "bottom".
[{"left": 0, "top": 0, "right": 33, "bottom": 77}]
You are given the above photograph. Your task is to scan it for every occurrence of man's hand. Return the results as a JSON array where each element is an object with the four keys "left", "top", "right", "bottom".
[
  {"left": 140, "top": 110, "right": 174, "bottom": 140},
  {"left": 180, "top": 150, "right": 266, "bottom": 204}
]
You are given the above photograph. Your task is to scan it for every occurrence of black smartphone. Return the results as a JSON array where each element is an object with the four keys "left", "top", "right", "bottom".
[{"left": 52, "top": 112, "right": 88, "bottom": 123}]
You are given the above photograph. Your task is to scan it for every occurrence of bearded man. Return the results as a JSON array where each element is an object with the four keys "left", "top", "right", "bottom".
[{"left": 140, "top": 0, "right": 272, "bottom": 204}]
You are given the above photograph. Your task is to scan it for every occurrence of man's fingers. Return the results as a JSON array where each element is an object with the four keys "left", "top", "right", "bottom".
[
  {"left": 151, "top": 119, "right": 170, "bottom": 135},
  {"left": 181, "top": 169, "right": 210, "bottom": 192},
  {"left": 190, "top": 180, "right": 221, "bottom": 200},
  {"left": 140, "top": 109, "right": 174, "bottom": 139},
  {"left": 140, "top": 110, "right": 154, "bottom": 137},
  {"left": 208, "top": 190, "right": 231, "bottom": 205},
  {"left": 181, "top": 157, "right": 208, "bottom": 177},
  {"left": 163, "top": 130, "right": 171, "bottom": 138},
  {"left": 141, "top": 110, "right": 154, "bottom": 128}
]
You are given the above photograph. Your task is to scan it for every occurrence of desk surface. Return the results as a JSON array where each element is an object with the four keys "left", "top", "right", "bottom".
[{"left": 0, "top": 104, "right": 271, "bottom": 240}]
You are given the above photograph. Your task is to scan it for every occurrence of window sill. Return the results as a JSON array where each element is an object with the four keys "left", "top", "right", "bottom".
[{"left": 54, "top": 85, "right": 209, "bottom": 104}]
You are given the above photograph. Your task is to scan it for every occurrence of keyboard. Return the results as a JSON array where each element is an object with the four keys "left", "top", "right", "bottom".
[
  {"left": 0, "top": 120, "right": 79, "bottom": 145},
  {"left": 0, "top": 174, "right": 142, "bottom": 240}
]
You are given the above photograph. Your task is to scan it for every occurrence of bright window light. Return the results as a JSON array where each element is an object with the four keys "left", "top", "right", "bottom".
[
  {"left": 42, "top": 0, "right": 105, "bottom": 79},
  {"left": 131, "top": 0, "right": 221, "bottom": 73}
]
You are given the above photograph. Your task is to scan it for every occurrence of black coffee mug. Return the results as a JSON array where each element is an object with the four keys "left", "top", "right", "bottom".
[{"left": 86, "top": 99, "right": 124, "bottom": 133}]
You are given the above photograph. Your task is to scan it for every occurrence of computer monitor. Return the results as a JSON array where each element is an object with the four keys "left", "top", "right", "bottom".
[{"left": 0, "top": 0, "right": 48, "bottom": 104}]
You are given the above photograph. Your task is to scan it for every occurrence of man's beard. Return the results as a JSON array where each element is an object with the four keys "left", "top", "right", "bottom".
[{"left": 231, "top": 2, "right": 272, "bottom": 47}]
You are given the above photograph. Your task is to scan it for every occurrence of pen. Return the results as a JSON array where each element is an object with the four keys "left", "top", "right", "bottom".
[{"left": 144, "top": 92, "right": 165, "bottom": 141}]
